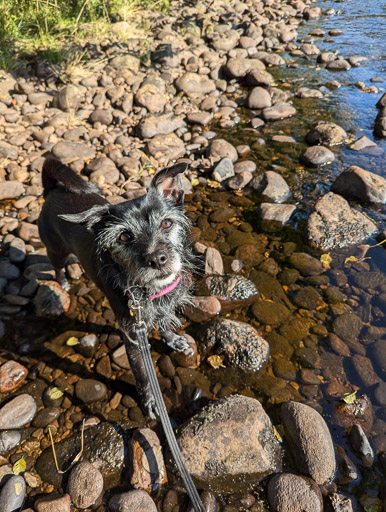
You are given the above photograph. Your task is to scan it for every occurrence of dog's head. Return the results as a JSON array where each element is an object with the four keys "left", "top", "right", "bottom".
[{"left": 60, "top": 163, "right": 193, "bottom": 296}]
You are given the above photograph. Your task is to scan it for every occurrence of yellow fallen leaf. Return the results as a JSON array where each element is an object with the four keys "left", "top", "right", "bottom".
[
  {"left": 342, "top": 391, "right": 357, "bottom": 404},
  {"left": 207, "top": 179, "right": 221, "bottom": 188},
  {"left": 320, "top": 253, "right": 332, "bottom": 269},
  {"left": 66, "top": 336, "right": 80, "bottom": 346},
  {"left": 13, "top": 457, "right": 26, "bottom": 475},
  {"left": 191, "top": 178, "right": 199, "bottom": 187},
  {"left": 207, "top": 355, "right": 225, "bottom": 369},
  {"left": 344, "top": 255, "right": 359, "bottom": 264},
  {"left": 315, "top": 67, "right": 321, "bottom": 71},
  {"left": 49, "top": 387, "right": 65, "bottom": 400}
]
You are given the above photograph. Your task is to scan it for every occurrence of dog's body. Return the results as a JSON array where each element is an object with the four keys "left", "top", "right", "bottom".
[{"left": 38, "top": 158, "right": 194, "bottom": 417}]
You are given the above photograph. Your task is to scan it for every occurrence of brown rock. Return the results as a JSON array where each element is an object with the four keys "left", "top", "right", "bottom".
[
  {"left": 0, "top": 361, "right": 28, "bottom": 393},
  {"left": 35, "top": 493, "right": 71, "bottom": 512},
  {"left": 34, "top": 281, "right": 70, "bottom": 317},
  {"left": 109, "top": 490, "right": 157, "bottom": 512},
  {"left": 184, "top": 296, "right": 221, "bottom": 323},
  {"left": 68, "top": 462, "right": 103, "bottom": 509},
  {"left": 129, "top": 428, "right": 167, "bottom": 492},
  {"left": 267, "top": 473, "right": 323, "bottom": 512}
]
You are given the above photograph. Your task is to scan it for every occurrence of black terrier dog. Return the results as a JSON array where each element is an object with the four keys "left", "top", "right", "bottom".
[{"left": 38, "top": 158, "right": 194, "bottom": 418}]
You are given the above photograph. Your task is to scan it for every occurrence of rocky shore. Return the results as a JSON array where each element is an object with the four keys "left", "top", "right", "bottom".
[{"left": 0, "top": 0, "right": 385, "bottom": 510}]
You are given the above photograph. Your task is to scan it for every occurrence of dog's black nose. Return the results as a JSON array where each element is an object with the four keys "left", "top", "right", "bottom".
[{"left": 146, "top": 251, "right": 168, "bottom": 269}]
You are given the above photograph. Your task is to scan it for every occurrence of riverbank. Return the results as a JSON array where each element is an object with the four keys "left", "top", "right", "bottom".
[{"left": 0, "top": 0, "right": 385, "bottom": 510}]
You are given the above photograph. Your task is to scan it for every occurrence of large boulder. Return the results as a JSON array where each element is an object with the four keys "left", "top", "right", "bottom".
[
  {"left": 307, "top": 192, "right": 377, "bottom": 250},
  {"left": 331, "top": 165, "right": 386, "bottom": 204},
  {"left": 177, "top": 395, "right": 281, "bottom": 492}
]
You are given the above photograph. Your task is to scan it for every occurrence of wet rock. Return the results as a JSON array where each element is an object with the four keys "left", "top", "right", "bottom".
[
  {"left": 52, "top": 141, "right": 96, "bottom": 161},
  {"left": 177, "top": 395, "right": 280, "bottom": 492},
  {"left": 68, "top": 461, "right": 103, "bottom": 509},
  {"left": 227, "top": 170, "right": 253, "bottom": 190},
  {"left": 272, "top": 135, "right": 297, "bottom": 144},
  {"left": 197, "top": 274, "right": 258, "bottom": 311},
  {"left": 307, "top": 192, "right": 377, "bottom": 250},
  {"left": 0, "top": 360, "right": 28, "bottom": 392},
  {"left": 348, "top": 136, "right": 377, "bottom": 152},
  {"left": 348, "top": 424, "right": 374, "bottom": 466},
  {"left": 259, "top": 204, "right": 296, "bottom": 226},
  {"left": 0, "top": 261, "right": 20, "bottom": 280},
  {"left": 267, "top": 473, "right": 323, "bottom": 512},
  {"left": 0, "top": 475, "right": 26, "bottom": 512},
  {"left": 301, "top": 43, "right": 321, "bottom": 57},
  {"left": 326, "top": 493, "right": 354, "bottom": 512},
  {"left": 0, "top": 431, "right": 21, "bottom": 454},
  {"left": 184, "top": 296, "right": 222, "bottom": 323},
  {"left": 138, "top": 114, "right": 185, "bottom": 138},
  {"left": 0, "top": 394, "right": 37, "bottom": 429},
  {"left": 333, "top": 395, "right": 374, "bottom": 435},
  {"left": 77, "top": 334, "right": 98, "bottom": 358},
  {"left": 146, "top": 133, "right": 185, "bottom": 161},
  {"left": 292, "top": 286, "right": 325, "bottom": 310},
  {"left": 170, "top": 334, "right": 198, "bottom": 368},
  {"left": 304, "top": 6, "right": 322, "bottom": 19},
  {"left": 205, "top": 247, "right": 224, "bottom": 275},
  {"left": 351, "top": 354, "right": 381, "bottom": 388},
  {"left": 252, "top": 300, "right": 290, "bottom": 326},
  {"left": 35, "top": 493, "right": 71, "bottom": 512},
  {"left": 250, "top": 171, "right": 291, "bottom": 203},
  {"left": 0, "top": 181, "right": 25, "bottom": 200},
  {"left": 335, "top": 444, "right": 358, "bottom": 485},
  {"left": 34, "top": 281, "right": 71, "bottom": 317},
  {"left": 281, "top": 401, "right": 336, "bottom": 484},
  {"left": 262, "top": 102, "right": 297, "bottom": 121},
  {"left": 208, "top": 139, "right": 238, "bottom": 163},
  {"left": 33, "top": 407, "right": 61, "bottom": 428},
  {"left": 247, "top": 87, "right": 271, "bottom": 109},
  {"left": 175, "top": 72, "right": 216, "bottom": 95},
  {"left": 332, "top": 313, "right": 362, "bottom": 342},
  {"left": 212, "top": 157, "right": 235, "bottom": 182},
  {"left": 75, "top": 379, "right": 108, "bottom": 404},
  {"left": 331, "top": 165, "right": 386, "bottom": 204},
  {"left": 300, "top": 146, "right": 335, "bottom": 167},
  {"left": 129, "top": 428, "right": 166, "bottom": 492},
  {"left": 55, "top": 85, "right": 82, "bottom": 111},
  {"left": 198, "top": 318, "right": 269, "bottom": 372},
  {"left": 289, "top": 253, "right": 325, "bottom": 276},
  {"left": 108, "top": 490, "right": 157, "bottom": 512},
  {"left": 326, "top": 59, "right": 351, "bottom": 71},
  {"left": 36, "top": 422, "right": 124, "bottom": 488},
  {"left": 306, "top": 123, "right": 347, "bottom": 146},
  {"left": 374, "top": 382, "right": 386, "bottom": 406},
  {"left": 372, "top": 339, "right": 386, "bottom": 378}
]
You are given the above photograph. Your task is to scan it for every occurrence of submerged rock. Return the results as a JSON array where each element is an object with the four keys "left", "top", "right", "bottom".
[
  {"left": 281, "top": 401, "right": 336, "bottom": 485},
  {"left": 307, "top": 192, "right": 377, "bottom": 250},
  {"left": 177, "top": 395, "right": 281, "bottom": 492},
  {"left": 331, "top": 165, "right": 386, "bottom": 204},
  {"left": 250, "top": 171, "right": 291, "bottom": 203},
  {"left": 198, "top": 318, "right": 269, "bottom": 372},
  {"left": 300, "top": 145, "right": 335, "bottom": 167},
  {"left": 196, "top": 274, "right": 259, "bottom": 311}
]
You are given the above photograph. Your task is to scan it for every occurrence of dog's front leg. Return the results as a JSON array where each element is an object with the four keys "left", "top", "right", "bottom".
[{"left": 122, "top": 331, "right": 157, "bottom": 420}]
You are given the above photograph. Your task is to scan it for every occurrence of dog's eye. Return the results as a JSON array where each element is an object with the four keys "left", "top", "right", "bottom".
[
  {"left": 161, "top": 219, "right": 173, "bottom": 229},
  {"left": 119, "top": 231, "right": 133, "bottom": 242}
]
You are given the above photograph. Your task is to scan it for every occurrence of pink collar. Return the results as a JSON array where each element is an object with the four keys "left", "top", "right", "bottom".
[{"left": 149, "top": 275, "right": 181, "bottom": 300}]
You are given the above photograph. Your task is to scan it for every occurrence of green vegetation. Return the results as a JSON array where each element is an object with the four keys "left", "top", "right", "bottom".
[{"left": 0, "top": 0, "right": 170, "bottom": 70}]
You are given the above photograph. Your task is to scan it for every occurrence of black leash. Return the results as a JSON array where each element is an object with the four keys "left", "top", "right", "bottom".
[{"left": 128, "top": 299, "right": 205, "bottom": 512}]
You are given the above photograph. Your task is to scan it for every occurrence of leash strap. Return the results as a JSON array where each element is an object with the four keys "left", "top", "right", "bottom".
[{"left": 135, "top": 324, "right": 205, "bottom": 512}]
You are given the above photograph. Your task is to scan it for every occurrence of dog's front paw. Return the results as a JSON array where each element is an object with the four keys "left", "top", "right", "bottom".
[{"left": 165, "top": 334, "right": 193, "bottom": 354}]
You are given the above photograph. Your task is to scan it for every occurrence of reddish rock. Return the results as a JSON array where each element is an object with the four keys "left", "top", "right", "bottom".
[
  {"left": 129, "top": 428, "right": 167, "bottom": 493},
  {"left": 35, "top": 493, "right": 71, "bottom": 512},
  {"left": 184, "top": 296, "right": 221, "bottom": 323},
  {"left": 0, "top": 361, "right": 28, "bottom": 393},
  {"left": 34, "top": 281, "right": 70, "bottom": 317}
]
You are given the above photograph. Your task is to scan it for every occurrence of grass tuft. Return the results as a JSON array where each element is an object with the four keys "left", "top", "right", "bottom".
[{"left": 0, "top": 0, "right": 171, "bottom": 71}]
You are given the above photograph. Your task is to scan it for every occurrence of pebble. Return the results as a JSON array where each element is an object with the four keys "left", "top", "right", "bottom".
[
  {"left": 0, "top": 181, "right": 25, "bottom": 200},
  {"left": 348, "top": 424, "right": 374, "bottom": 466},
  {"left": 68, "top": 462, "right": 104, "bottom": 509},
  {"left": 267, "top": 473, "right": 323, "bottom": 512},
  {"left": 0, "top": 360, "right": 28, "bottom": 392},
  {"left": 0, "top": 475, "right": 26, "bottom": 512},
  {"left": 0, "top": 431, "right": 21, "bottom": 454},
  {"left": 251, "top": 171, "right": 291, "bottom": 203},
  {"left": 0, "top": 394, "right": 37, "bottom": 430},
  {"left": 109, "top": 490, "right": 157, "bottom": 512},
  {"left": 35, "top": 493, "right": 71, "bottom": 512},
  {"left": 212, "top": 157, "right": 235, "bottom": 182},
  {"left": 205, "top": 247, "right": 224, "bottom": 275},
  {"left": 75, "top": 379, "right": 108, "bottom": 403},
  {"left": 34, "top": 281, "right": 71, "bottom": 317},
  {"left": 52, "top": 141, "right": 96, "bottom": 161}
]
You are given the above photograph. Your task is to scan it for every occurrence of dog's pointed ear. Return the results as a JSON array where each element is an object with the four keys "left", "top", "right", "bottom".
[
  {"left": 150, "top": 163, "right": 188, "bottom": 204},
  {"left": 58, "top": 204, "right": 109, "bottom": 229}
]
